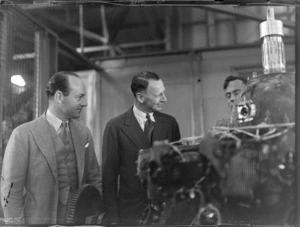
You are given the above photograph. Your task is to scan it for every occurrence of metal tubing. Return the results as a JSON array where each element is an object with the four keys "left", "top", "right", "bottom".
[
  {"left": 49, "top": 0, "right": 300, "bottom": 7},
  {"left": 79, "top": 4, "right": 84, "bottom": 54},
  {"left": 295, "top": 5, "right": 300, "bottom": 226}
]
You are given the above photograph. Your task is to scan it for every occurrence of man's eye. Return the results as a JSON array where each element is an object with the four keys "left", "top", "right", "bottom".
[{"left": 234, "top": 91, "right": 241, "bottom": 96}]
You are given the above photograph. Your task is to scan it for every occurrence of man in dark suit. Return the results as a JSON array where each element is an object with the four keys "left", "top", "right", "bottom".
[
  {"left": 102, "top": 71, "right": 181, "bottom": 225},
  {"left": 1, "top": 71, "right": 102, "bottom": 224}
]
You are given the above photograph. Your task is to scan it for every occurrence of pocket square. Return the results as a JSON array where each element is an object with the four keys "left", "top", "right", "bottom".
[{"left": 85, "top": 143, "right": 89, "bottom": 148}]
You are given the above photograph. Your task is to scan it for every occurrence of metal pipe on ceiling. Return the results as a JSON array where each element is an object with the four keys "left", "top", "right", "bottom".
[
  {"left": 48, "top": 0, "right": 300, "bottom": 6},
  {"left": 201, "top": 5, "right": 295, "bottom": 29}
]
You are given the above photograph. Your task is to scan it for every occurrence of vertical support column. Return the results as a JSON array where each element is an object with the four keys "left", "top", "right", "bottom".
[
  {"left": 207, "top": 11, "right": 216, "bottom": 47},
  {"left": 295, "top": 5, "right": 300, "bottom": 226},
  {"left": 165, "top": 7, "right": 172, "bottom": 51},
  {"left": 0, "top": 10, "right": 4, "bottom": 161},
  {"left": 100, "top": 5, "right": 114, "bottom": 56},
  {"left": 191, "top": 52, "right": 205, "bottom": 136},
  {"left": 35, "top": 31, "right": 42, "bottom": 119},
  {"left": 35, "top": 31, "right": 58, "bottom": 116},
  {"left": 50, "top": 36, "right": 58, "bottom": 75},
  {"left": 79, "top": 4, "right": 84, "bottom": 54},
  {"left": 0, "top": 10, "right": 13, "bottom": 218},
  {"left": 232, "top": 14, "right": 238, "bottom": 45},
  {"left": 0, "top": 9, "right": 7, "bottom": 166},
  {"left": 177, "top": 8, "right": 183, "bottom": 50},
  {"left": 0, "top": 8, "right": 12, "bottom": 162}
]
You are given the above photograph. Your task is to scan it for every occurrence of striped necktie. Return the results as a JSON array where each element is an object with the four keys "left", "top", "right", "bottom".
[{"left": 59, "top": 121, "right": 69, "bottom": 147}]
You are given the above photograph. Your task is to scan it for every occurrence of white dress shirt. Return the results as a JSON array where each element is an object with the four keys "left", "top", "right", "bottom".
[
  {"left": 133, "top": 104, "right": 155, "bottom": 131},
  {"left": 46, "top": 109, "right": 69, "bottom": 134}
]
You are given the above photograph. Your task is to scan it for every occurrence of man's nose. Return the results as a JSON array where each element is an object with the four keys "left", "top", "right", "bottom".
[
  {"left": 161, "top": 93, "right": 167, "bottom": 102},
  {"left": 230, "top": 94, "right": 237, "bottom": 102},
  {"left": 81, "top": 97, "right": 88, "bottom": 107}
]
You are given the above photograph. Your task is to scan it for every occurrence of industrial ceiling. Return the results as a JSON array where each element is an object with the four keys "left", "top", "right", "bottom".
[{"left": 1, "top": 0, "right": 297, "bottom": 70}]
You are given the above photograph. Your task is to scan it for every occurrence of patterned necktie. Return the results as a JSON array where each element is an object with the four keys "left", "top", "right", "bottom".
[
  {"left": 59, "top": 121, "right": 69, "bottom": 147},
  {"left": 144, "top": 114, "right": 154, "bottom": 144}
]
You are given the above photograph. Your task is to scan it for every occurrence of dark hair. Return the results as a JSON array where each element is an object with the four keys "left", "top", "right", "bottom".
[
  {"left": 131, "top": 71, "right": 160, "bottom": 97},
  {"left": 45, "top": 71, "right": 79, "bottom": 97},
  {"left": 223, "top": 75, "right": 247, "bottom": 90}
]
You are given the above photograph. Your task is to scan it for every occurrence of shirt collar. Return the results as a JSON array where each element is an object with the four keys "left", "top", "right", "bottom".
[
  {"left": 133, "top": 104, "right": 155, "bottom": 124},
  {"left": 46, "top": 109, "right": 69, "bottom": 132}
]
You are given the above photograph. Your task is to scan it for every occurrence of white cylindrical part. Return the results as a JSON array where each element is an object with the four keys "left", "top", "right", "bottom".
[
  {"left": 259, "top": 7, "right": 286, "bottom": 74},
  {"left": 261, "top": 36, "right": 286, "bottom": 74},
  {"left": 260, "top": 20, "right": 284, "bottom": 38}
]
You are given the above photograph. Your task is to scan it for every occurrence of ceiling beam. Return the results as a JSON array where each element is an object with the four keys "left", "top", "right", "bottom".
[
  {"left": 46, "top": 0, "right": 300, "bottom": 6},
  {"left": 11, "top": 6, "right": 105, "bottom": 72},
  {"left": 75, "top": 39, "right": 166, "bottom": 53},
  {"left": 201, "top": 5, "right": 295, "bottom": 29},
  {"left": 3, "top": 0, "right": 300, "bottom": 6},
  {"left": 32, "top": 10, "right": 108, "bottom": 44}
]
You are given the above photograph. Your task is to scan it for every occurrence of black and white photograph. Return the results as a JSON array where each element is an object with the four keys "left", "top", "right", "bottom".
[{"left": 0, "top": 1, "right": 299, "bottom": 226}]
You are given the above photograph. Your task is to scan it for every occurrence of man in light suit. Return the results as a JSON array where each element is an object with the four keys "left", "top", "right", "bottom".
[
  {"left": 102, "top": 71, "right": 181, "bottom": 225},
  {"left": 1, "top": 71, "right": 102, "bottom": 224}
]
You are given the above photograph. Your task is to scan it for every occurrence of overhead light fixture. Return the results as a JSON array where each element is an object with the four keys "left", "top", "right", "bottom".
[{"left": 11, "top": 74, "right": 26, "bottom": 87}]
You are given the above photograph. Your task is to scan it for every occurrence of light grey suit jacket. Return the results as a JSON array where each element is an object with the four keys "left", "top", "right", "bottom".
[{"left": 1, "top": 114, "right": 102, "bottom": 224}]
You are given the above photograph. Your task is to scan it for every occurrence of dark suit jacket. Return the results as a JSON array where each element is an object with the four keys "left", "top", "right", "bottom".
[{"left": 102, "top": 108, "right": 180, "bottom": 225}]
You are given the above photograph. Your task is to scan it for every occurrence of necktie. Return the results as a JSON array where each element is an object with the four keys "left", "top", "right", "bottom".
[
  {"left": 59, "top": 121, "right": 69, "bottom": 147},
  {"left": 144, "top": 114, "right": 154, "bottom": 144}
]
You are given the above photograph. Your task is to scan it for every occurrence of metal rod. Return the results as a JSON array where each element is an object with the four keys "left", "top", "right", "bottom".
[
  {"left": 295, "top": 5, "right": 300, "bottom": 226},
  {"left": 49, "top": 0, "right": 300, "bottom": 6},
  {"left": 79, "top": 4, "right": 84, "bottom": 54},
  {"left": 207, "top": 11, "right": 216, "bottom": 47},
  {"left": 101, "top": 5, "right": 109, "bottom": 43},
  {"left": 202, "top": 5, "right": 295, "bottom": 30},
  {"left": 34, "top": 32, "right": 41, "bottom": 118},
  {"left": 165, "top": 8, "right": 172, "bottom": 51},
  {"left": 177, "top": 8, "right": 183, "bottom": 50},
  {"left": 0, "top": 8, "right": 8, "bottom": 167},
  {"left": 75, "top": 39, "right": 166, "bottom": 53}
]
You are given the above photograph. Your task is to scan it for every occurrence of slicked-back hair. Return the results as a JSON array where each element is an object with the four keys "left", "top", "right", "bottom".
[
  {"left": 223, "top": 75, "right": 247, "bottom": 90},
  {"left": 45, "top": 71, "right": 80, "bottom": 98},
  {"left": 131, "top": 71, "right": 160, "bottom": 97}
]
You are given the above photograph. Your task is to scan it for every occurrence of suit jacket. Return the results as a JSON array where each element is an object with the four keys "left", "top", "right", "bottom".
[
  {"left": 102, "top": 108, "right": 180, "bottom": 225},
  {"left": 1, "top": 114, "right": 102, "bottom": 224}
]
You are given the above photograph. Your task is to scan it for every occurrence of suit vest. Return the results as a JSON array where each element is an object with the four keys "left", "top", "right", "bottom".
[{"left": 50, "top": 127, "right": 78, "bottom": 205}]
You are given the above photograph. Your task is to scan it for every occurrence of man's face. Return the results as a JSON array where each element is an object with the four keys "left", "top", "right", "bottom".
[
  {"left": 140, "top": 79, "right": 167, "bottom": 112},
  {"left": 61, "top": 76, "right": 87, "bottom": 119},
  {"left": 224, "top": 79, "right": 246, "bottom": 111}
]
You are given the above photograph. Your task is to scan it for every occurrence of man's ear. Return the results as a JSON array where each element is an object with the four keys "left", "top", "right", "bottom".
[
  {"left": 136, "top": 92, "right": 144, "bottom": 103},
  {"left": 54, "top": 90, "right": 64, "bottom": 104}
]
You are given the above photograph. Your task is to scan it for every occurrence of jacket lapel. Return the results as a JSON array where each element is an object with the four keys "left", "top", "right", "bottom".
[
  {"left": 69, "top": 120, "right": 85, "bottom": 186},
  {"left": 31, "top": 114, "right": 58, "bottom": 182},
  {"left": 152, "top": 112, "right": 168, "bottom": 142},
  {"left": 120, "top": 108, "right": 150, "bottom": 149}
]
